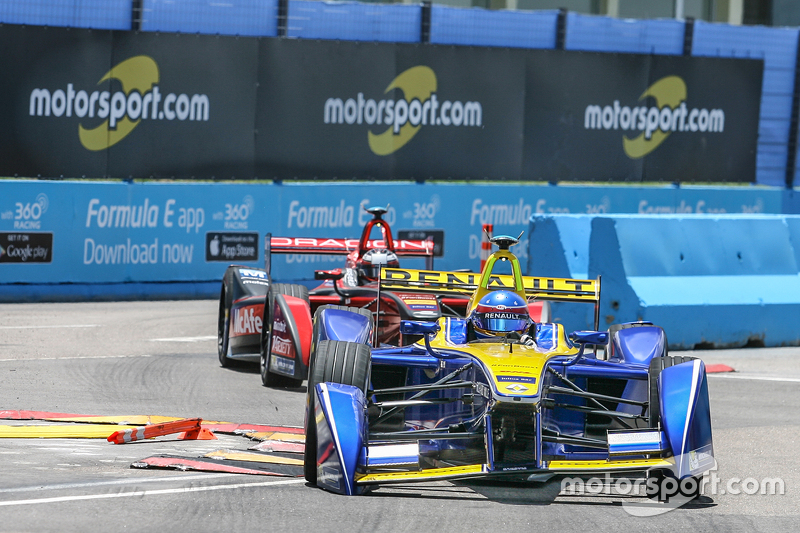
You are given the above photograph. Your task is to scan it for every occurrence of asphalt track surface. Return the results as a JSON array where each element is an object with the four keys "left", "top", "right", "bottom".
[{"left": 0, "top": 300, "right": 797, "bottom": 532}]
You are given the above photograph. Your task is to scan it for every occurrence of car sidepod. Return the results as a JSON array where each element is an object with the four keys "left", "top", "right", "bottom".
[
  {"left": 313, "top": 382, "right": 368, "bottom": 495},
  {"left": 658, "top": 359, "right": 715, "bottom": 479}
]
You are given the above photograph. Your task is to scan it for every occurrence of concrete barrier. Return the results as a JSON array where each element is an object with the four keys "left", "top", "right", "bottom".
[{"left": 528, "top": 214, "right": 800, "bottom": 349}]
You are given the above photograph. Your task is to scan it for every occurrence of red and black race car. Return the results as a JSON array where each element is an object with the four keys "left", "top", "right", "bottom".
[{"left": 217, "top": 206, "right": 470, "bottom": 388}]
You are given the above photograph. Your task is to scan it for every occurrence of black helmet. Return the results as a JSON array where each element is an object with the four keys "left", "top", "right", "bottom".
[{"left": 358, "top": 248, "right": 400, "bottom": 280}]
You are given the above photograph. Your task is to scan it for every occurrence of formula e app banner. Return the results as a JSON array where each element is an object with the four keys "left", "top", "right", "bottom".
[
  {"left": 523, "top": 51, "right": 763, "bottom": 183},
  {"left": 0, "top": 25, "right": 257, "bottom": 179},
  {"left": 256, "top": 39, "right": 525, "bottom": 181}
]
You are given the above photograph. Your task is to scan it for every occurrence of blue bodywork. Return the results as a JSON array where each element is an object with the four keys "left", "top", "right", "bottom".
[
  {"left": 314, "top": 382, "right": 367, "bottom": 495},
  {"left": 315, "top": 307, "right": 373, "bottom": 345},
  {"left": 309, "top": 316, "right": 715, "bottom": 492},
  {"left": 659, "top": 359, "right": 715, "bottom": 479}
]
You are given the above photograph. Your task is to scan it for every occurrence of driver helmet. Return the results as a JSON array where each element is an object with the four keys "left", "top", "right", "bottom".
[
  {"left": 358, "top": 248, "right": 400, "bottom": 280},
  {"left": 470, "top": 290, "right": 532, "bottom": 337}
]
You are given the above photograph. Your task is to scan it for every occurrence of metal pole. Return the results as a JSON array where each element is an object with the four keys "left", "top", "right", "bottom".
[
  {"left": 420, "top": 1, "right": 431, "bottom": 44},
  {"left": 555, "top": 8, "right": 567, "bottom": 51},
  {"left": 277, "top": 0, "right": 289, "bottom": 37},
  {"left": 675, "top": 0, "right": 685, "bottom": 20},
  {"left": 682, "top": 17, "right": 694, "bottom": 56},
  {"left": 131, "top": 0, "right": 143, "bottom": 31}
]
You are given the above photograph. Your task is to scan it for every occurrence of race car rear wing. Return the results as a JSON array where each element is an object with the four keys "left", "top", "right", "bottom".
[
  {"left": 380, "top": 267, "right": 601, "bottom": 328},
  {"left": 265, "top": 234, "right": 434, "bottom": 276}
]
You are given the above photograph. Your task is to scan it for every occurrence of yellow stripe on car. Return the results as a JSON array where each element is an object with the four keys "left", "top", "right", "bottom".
[
  {"left": 356, "top": 464, "right": 486, "bottom": 483},
  {"left": 546, "top": 457, "right": 675, "bottom": 471}
]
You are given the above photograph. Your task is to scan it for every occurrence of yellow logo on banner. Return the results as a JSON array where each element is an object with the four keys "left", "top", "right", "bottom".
[
  {"left": 583, "top": 75, "right": 725, "bottom": 160},
  {"left": 322, "top": 66, "right": 483, "bottom": 156},
  {"left": 368, "top": 66, "right": 437, "bottom": 156},
  {"left": 622, "top": 76, "right": 686, "bottom": 159},
  {"left": 27, "top": 55, "right": 211, "bottom": 151},
  {"left": 79, "top": 56, "right": 160, "bottom": 151}
]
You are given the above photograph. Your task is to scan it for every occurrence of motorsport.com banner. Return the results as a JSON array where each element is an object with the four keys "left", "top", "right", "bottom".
[{"left": 0, "top": 25, "right": 762, "bottom": 183}]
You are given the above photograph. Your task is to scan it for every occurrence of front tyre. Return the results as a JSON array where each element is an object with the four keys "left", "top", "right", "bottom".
[{"left": 304, "top": 339, "right": 371, "bottom": 484}]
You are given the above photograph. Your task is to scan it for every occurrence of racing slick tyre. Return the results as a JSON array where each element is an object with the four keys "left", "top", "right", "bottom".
[
  {"left": 310, "top": 304, "right": 373, "bottom": 359},
  {"left": 217, "top": 284, "right": 233, "bottom": 368},
  {"left": 648, "top": 355, "right": 696, "bottom": 427},
  {"left": 261, "top": 283, "right": 310, "bottom": 388},
  {"left": 304, "top": 339, "right": 371, "bottom": 484}
]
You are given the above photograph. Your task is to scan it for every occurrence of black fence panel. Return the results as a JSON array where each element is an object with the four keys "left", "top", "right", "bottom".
[
  {"left": 523, "top": 51, "right": 763, "bottom": 183},
  {"left": 106, "top": 32, "right": 258, "bottom": 180},
  {"left": 0, "top": 25, "right": 113, "bottom": 178},
  {"left": 255, "top": 40, "right": 526, "bottom": 180},
  {"left": 0, "top": 25, "right": 763, "bottom": 183}
]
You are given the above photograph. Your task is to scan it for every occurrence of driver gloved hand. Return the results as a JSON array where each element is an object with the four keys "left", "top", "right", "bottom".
[{"left": 520, "top": 334, "right": 536, "bottom": 346}]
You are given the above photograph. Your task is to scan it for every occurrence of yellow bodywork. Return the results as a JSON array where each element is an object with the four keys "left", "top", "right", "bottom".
[
  {"left": 357, "top": 241, "right": 621, "bottom": 486},
  {"left": 356, "top": 458, "right": 675, "bottom": 484},
  {"left": 431, "top": 316, "right": 578, "bottom": 397}
]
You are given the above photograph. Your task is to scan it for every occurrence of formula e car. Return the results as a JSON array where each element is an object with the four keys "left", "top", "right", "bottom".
[
  {"left": 304, "top": 235, "right": 715, "bottom": 497},
  {"left": 217, "top": 206, "right": 475, "bottom": 387}
]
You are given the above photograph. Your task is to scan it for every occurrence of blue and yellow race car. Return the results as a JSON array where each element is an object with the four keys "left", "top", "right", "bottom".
[{"left": 304, "top": 235, "right": 714, "bottom": 499}]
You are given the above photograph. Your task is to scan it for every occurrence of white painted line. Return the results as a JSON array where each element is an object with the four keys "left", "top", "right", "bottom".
[
  {"left": 0, "top": 354, "right": 152, "bottom": 362},
  {"left": 708, "top": 373, "right": 800, "bottom": 383},
  {"left": 0, "top": 473, "right": 239, "bottom": 494},
  {"left": 0, "top": 325, "right": 100, "bottom": 330},
  {"left": 0, "top": 478, "right": 306, "bottom": 507},
  {"left": 149, "top": 336, "right": 216, "bottom": 342}
]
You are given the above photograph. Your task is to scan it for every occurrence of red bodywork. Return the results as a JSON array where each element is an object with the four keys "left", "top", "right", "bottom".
[{"left": 269, "top": 206, "right": 467, "bottom": 347}]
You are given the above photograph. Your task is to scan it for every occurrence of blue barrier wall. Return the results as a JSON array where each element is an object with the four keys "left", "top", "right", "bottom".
[
  {"left": 692, "top": 20, "right": 800, "bottom": 188},
  {"left": 142, "top": 0, "right": 280, "bottom": 37},
  {"left": 430, "top": 6, "right": 558, "bottom": 48},
  {"left": 528, "top": 213, "right": 800, "bottom": 349},
  {"left": 565, "top": 12, "right": 685, "bottom": 55},
  {"left": 287, "top": 2, "right": 420, "bottom": 42},
  {"left": 0, "top": 0, "right": 132, "bottom": 29},
  {"left": 0, "top": 180, "right": 789, "bottom": 302}
]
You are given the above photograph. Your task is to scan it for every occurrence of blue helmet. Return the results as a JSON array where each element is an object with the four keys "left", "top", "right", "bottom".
[{"left": 471, "top": 290, "right": 532, "bottom": 336}]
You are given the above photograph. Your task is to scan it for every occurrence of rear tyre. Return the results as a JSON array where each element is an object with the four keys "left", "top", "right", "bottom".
[
  {"left": 304, "top": 339, "right": 371, "bottom": 484},
  {"left": 648, "top": 355, "right": 696, "bottom": 427},
  {"left": 217, "top": 284, "right": 232, "bottom": 368},
  {"left": 261, "top": 284, "right": 310, "bottom": 388}
]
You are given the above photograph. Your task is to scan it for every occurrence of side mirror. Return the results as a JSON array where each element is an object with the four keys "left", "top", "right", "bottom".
[
  {"left": 315, "top": 269, "right": 344, "bottom": 281},
  {"left": 569, "top": 331, "right": 609, "bottom": 346},
  {"left": 400, "top": 320, "right": 440, "bottom": 336}
]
